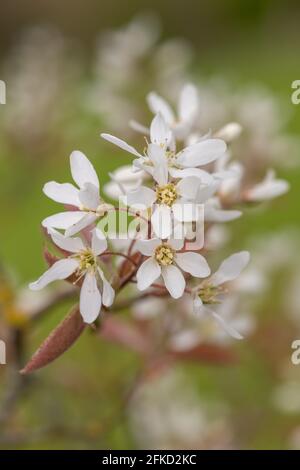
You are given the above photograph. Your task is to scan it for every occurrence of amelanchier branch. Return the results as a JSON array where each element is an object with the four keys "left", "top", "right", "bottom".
[{"left": 22, "top": 82, "right": 289, "bottom": 374}]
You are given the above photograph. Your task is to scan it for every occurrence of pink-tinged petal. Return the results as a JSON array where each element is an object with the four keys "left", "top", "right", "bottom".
[
  {"left": 136, "top": 258, "right": 161, "bottom": 291},
  {"left": 48, "top": 228, "right": 85, "bottom": 253},
  {"left": 43, "top": 182, "right": 80, "bottom": 206},
  {"left": 135, "top": 238, "right": 161, "bottom": 256},
  {"left": 65, "top": 212, "right": 98, "bottom": 237},
  {"left": 42, "top": 211, "right": 85, "bottom": 230},
  {"left": 177, "top": 139, "right": 226, "bottom": 167},
  {"left": 151, "top": 205, "right": 172, "bottom": 239},
  {"left": 175, "top": 252, "right": 210, "bottom": 278},
  {"left": 70, "top": 151, "right": 99, "bottom": 190},
  {"left": 147, "top": 92, "right": 175, "bottom": 125},
  {"left": 78, "top": 183, "right": 100, "bottom": 211},
  {"left": 161, "top": 265, "right": 185, "bottom": 299},
  {"left": 100, "top": 133, "right": 142, "bottom": 157},
  {"left": 80, "top": 272, "right": 102, "bottom": 323},
  {"left": 29, "top": 259, "right": 79, "bottom": 291},
  {"left": 210, "top": 251, "right": 250, "bottom": 287},
  {"left": 91, "top": 228, "right": 107, "bottom": 256}
]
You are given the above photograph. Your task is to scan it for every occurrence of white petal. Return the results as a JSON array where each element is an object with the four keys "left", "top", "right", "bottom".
[
  {"left": 210, "top": 310, "right": 243, "bottom": 340},
  {"left": 214, "top": 122, "right": 242, "bottom": 143},
  {"left": 210, "top": 251, "right": 250, "bottom": 286},
  {"left": 100, "top": 133, "right": 142, "bottom": 157},
  {"left": 178, "top": 83, "right": 199, "bottom": 123},
  {"left": 245, "top": 171, "right": 289, "bottom": 202},
  {"left": 176, "top": 176, "right": 200, "bottom": 200},
  {"left": 147, "top": 92, "right": 175, "bottom": 125},
  {"left": 147, "top": 143, "right": 168, "bottom": 186},
  {"left": 169, "top": 167, "right": 214, "bottom": 184},
  {"left": 150, "top": 113, "right": 172, "bottom": 147},
  {"left": 135, "top": 238, "right": 161, "bottom": 256},
  {"left": 80, "top": 272, "right": 102, "bottom": 323},
  {"left": 98, "top": 269, "right": 115, "bottom": 307},
  {"left": 78, "top": 183, "right": 100, "bottom": 210},
  {"left": 168, "top": 237, "right": 184, "bottom": 251},
  {"left": 29, "top": 259, "right": 79, "bottom": 290},
  {"left": 70, "top": 151, "right": 99, "bottom": 190},
  {"left": 204, "top": 202, "right": 242, "bottom": 222},
  {"left": 161, "top": 265, "right": 185, "bottom": 299},
  {"left": 65, "top": 212, "right": 98, "bottom": 237},
  {"left": 129, "top": 120, "right": 150, "bottom": 135},
  {"left": 151, "top": 205, "right": 172, "bottom": 239},
  {"left": 42, "top": 211, "right": 85, "bottom": 230},
  {"left": 91, "top": 228, "right": 107, "bottom": 255},
  {"left": 196, "top": 182, "right": 218, "bottom": 203},
  {"left": 177, "top": 139, "right": 226, "bottom": 167},
  {"left": 48, "top": 228, "right": 85, "bottom": 253},
  {"left": 175, "top": 252, "right": 210, "bottom": 278},
  {"left": 136, "top": 258, "right": 161, "bottom": 291},
  {"left": 43, "top": 182, "right": 80, "bottom": 206},
  {"left": 124, "top": 186, "right": 156, "bottom": 209}
]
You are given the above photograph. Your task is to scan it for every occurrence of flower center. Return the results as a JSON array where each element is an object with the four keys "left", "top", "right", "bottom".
[
  {"left": 76, "top": 249, "right": 97, "bottom": 273},
  {"left": 154, "top": 244, "right": 174, "bottom": 266},
  {"left": 156, "top": 183, "right": 177, "bottom": 207},
  {"left": 198, "top": 284, "right": 227, "bottom": 304}
]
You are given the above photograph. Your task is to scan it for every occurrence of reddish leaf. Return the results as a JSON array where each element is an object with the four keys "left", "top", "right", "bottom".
[
  {"left": 169, "top": 344, "right": 236, "bottom": 365},
  {"left": 20, "top": 306, "right": 85, "bottom": 374}
]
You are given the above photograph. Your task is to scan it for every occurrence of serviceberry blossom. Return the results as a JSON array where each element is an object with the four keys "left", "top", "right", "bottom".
[
  {"left": 130, "top": 83, "right": 200, "bottom": 141},
  {"left": 42, "top": 150, "right": 110, "bottom": 236},
  {"left": 27, "top": 79, "right": 289, "bottom": 360},
  {"left": 192, "top": 251, "right": 250, "bottom": 339},
  {"left": 101, "top": 113, "right": 227, "bottom": 183},
  {"left": 135, "top": 237, "right": 210, "bottom": 299},
  {"left": 29, "top": 228, "right": 114, "bottom": 323}
]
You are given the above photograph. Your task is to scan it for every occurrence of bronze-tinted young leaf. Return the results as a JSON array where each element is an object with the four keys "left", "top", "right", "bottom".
[
  {"left": 20, "top": 305, "right": 85, "bottom": 374},
  {"left": 169, "top": 344, "right": 236, "bottom": 365}
]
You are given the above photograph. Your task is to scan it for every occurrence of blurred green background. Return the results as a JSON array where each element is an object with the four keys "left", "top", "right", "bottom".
[{"left": 0, "top": 0, "right": 300, "bottom": 450}]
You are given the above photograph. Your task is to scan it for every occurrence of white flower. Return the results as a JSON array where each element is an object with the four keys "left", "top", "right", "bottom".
[
  {"left": 169, "top": 295, "right": 255, "bottom": 351},
  {"left": 145, "top": 83, "right": 200, "bottom": 140},
  {"left": 124, "top": 168, "right": 216, "bottom": 238},
  {"left": 29, "top": 228, "right": 114, "bottom": 323},
  {"left": 193, "top": 251, "right": 250, "bottom": 339},
  {"left": 135, "top": 237, "right": 211, "bottom": 299},
  {"left": 244, "top": 169, "right": 290, "bottom": 202},
  {"left": 101, "top": 113, "right": 226, "bottom": 183},
  {"left": 42, "top": 151, "right": 109, "bottom": 236}
]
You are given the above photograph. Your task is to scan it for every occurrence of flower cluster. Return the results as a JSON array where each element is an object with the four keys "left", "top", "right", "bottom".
[{"left": 29, "top": 83, "right": 289, "bottom": 340}]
